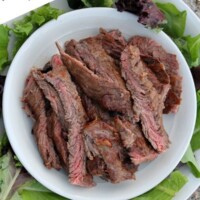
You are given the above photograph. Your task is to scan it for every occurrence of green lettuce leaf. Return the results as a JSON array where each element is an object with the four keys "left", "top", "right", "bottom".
[
  {"left": 186, "top": 35, "right": 200, "bottom": 67},
  {"left": 174, "top": 35, "right": 200, "bottom": 67},
  {"left": 0, "top": 25, "right": 10, "bottom": 71},
  {"left": 81, "top": 0, "right": 114, "bottom": 7},
  {"left": 12, "top": 4, "right": 63, "bottom": 57},
  {"left": 181, "top": 144, "right": 200, "bottom": 178},
  {"left": 191, "top": 90, "right": 200, "bottom": 151},
  {"left": 0, "top": 151, "right": 22, "bottom": 200},
  {"left": 156, "top": 2, "right": 187, "bottom": 38},
  {"left": 10, "top": 180, "right": 68, "bottom": 200},
  {"left": 131, "top": 171, "right": 188, "bottom": 200}
]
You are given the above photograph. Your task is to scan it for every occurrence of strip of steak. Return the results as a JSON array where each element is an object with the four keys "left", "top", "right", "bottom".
[
  {"left": 32, "top": 70, "right": 67, "bottom": 130},
  {"left": 57, "top": 43, "right": 136, "bottom": 121},
  {"left": 115, "top": 118, "right": 158, "bottom": 165},
  {"left": 42, "top": 55, "right": 94, "bottom": 187},
  {"left": 84, "top": 119, "right": 135, "bottom": 183},
  {"left": 120, "top": 45, "right": 170, "bottom": 152},
  {"left": 22, "top": 75, "right": 61, "bottom": 169},
  {"left": 98, "top": 28, "right": 127, "bottom": 61},
  {"left": 47, "top": 110, "right": 68, "bottom": 170},
  {"left": 129, "top": 36, "right": 182, "bottom": 113}
]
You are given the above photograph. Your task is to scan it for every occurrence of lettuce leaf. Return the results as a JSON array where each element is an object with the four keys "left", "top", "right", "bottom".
[
  {"left": 10, "top": 180, "right": 68, "bottom": 200},
  {"left": 0, "top": 151, "right": 67, "bottom": 200},
  {"left": 0, "top": 25, "right": 10, "bottom": 71},
  {"left": 181, "top": 144, "right": 200, "bottom": 178},
  {"left": 0, "top": 151, "right": 22, "bottom": 200},
  {"left": 12, "top": 4, "right": 63, "bottom": 57},
  {"left": 191, "top": 90, "right": 200, "bottom": 151},
  {"left": 156, "top": 3, "right": 186, "bottom": 38},
  {"left": 155, "top": 3, "right": 200, "bottom": 67},
  {"left": 174, "top": 35, "right": 200, "bottom": 67},
  {"left": 131, "top": 171, "right": 188, "bottom": 200}
]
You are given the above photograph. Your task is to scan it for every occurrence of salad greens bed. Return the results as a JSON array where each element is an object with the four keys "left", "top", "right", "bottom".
[{"left": 0, "top": 1, "right": 200, "bottom": 199}]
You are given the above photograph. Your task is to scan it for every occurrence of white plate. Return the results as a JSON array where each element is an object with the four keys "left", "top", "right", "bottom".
[{"left": 3, "top": 8, "right": 197, "bottom": 200}]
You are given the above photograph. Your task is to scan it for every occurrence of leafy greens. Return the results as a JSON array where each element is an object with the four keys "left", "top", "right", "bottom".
[
  {"left": 10, "top": 180, "right": 68, "bottom": 200},
  {"left": 11, "top": 4, "right": 63, "bottom": 57},
  {"left": 81, "top": 0, "right": 114, "bottom": 7},
  {"left": 0, "top": 25, "right": 10, "bottom": 71},
  {"left": 156, "top": 3, "right": 186, "bottom": 38},
  {"left": 156, "top": 2, "right": 200, "bottom": 67},
  {"left": 191, "top": 90, "right": 200, "bottom": 151},
  {"left": 182, "top": 144, "right": 200, "bottom": 178},
  {"left": 0, "top": 4, "right": 63, "bottom": 72},
  {"left": 174, "top": 35, "right": 200, "bottom": 67}
]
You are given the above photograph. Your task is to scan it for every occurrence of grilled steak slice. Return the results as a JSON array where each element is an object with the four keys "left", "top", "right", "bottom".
[
  {"left": 43, "top": 55, "right": 94, "bottom": 187},
  {"left": 22, "top": 75, "right": 61, "bottom": 169},
  {"left": 71, "top": 36, "right": 121, "bottom": 80},
  {"left": 98, "top": 28, "right": 127, "bottom": 61},
  {"left": 32, "top": 70, "right": 67, "bottom": 130},
  {"left": 115, "top": 118, "right": 158, "bottom": 165},
  {"left": 57, "top": 43, "right": 135, "bottom": 121},
  {"left": 129, "top": 36, "right": 182, "bottom": 113},
  {"left": 120, "top": 45, "right": 170, "bottom": 152},
  {"left": 84, "top": 119, "right": 135, "bottom": 183},
  {"left": 47, "top": 110, "right": 68, "bottom": 170}
]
